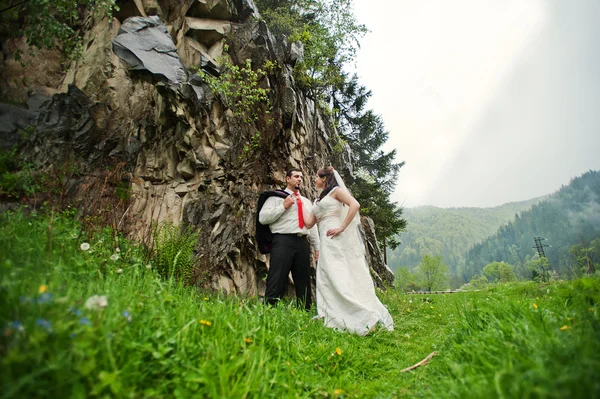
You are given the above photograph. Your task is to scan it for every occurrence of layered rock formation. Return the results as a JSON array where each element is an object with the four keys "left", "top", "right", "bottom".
[{"left": 0, "top": 0, "right": 394, "bottom": 295}]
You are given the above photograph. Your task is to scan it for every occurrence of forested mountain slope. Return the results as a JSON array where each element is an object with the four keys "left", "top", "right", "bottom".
[
  {"left": 463, "top": 170, "right": 600, "bottom": 280},
  {"left": 387, "top": 197, "right": 545, "bottom": 274}
]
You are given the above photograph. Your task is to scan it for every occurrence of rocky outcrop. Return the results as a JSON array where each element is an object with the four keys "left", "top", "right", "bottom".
[{"left": 0, "top": 0, "right": 394, "bottom": 296}]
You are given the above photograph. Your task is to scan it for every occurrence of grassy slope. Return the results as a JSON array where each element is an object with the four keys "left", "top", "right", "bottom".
[{"left": 1, "top": 209, "right": 599, "bottom": 398}]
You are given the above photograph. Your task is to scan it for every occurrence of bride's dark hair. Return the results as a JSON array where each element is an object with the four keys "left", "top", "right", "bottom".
[{"left": 317, "top": 166, "right": 339, "bottom": 201}]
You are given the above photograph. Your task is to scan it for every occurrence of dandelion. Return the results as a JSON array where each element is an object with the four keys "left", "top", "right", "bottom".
[
  {"left": 409, "top": 300, "right": 412, "bottom": 304},
  {"left": 439, "top": 314, "right": 442, "bottom": 317},
  {"left": 560, "top": 325, "right": 568, "bottom": 331},
  {"left": 532, "top": 303, "right": 538, "bottom": 309},
  {"left": 199, "top": 320, "right": 212, "bottom": 326},
  {"left": 122, "top": 311, "right": 132, "bottom": 322},
  {"left": 116, "top": 268, "right": 123, "bottom": 274},
  {"left": 115, "top": 247, "right": 121, "bottom": 253},
  {"left": 36, "top": 318, "right": 52, "bottom": 331},
  {"left": 335, "top": 347, "right": 342, "bottom": 356},
  {"left": 85, "top": 295, "right": 108, "bottom": 310},
  {"left": 80, "top": 243, "right": 90, "bottom": 251},
  {"left": 110, "top": 254, "right": 120, "bottom": 261},
  {"left": 244, "top": 338, "right": 253, "bottom": 344},
  {"left": 80, "top": 317, "right": 91, "bottom": 326},
  {"left": 204, "top": 297, "right": 209, "bottom": 301},
  {"left": 39, "top": 285, "right": 48, "bottom": 293},
  {"left": 333, "top": 389, "right": 343, "bottom": 395}
]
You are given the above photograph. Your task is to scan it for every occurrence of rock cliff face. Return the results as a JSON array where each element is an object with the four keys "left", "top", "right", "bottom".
[{"left": 0, "top": 0, "right": 394, "bottom": 295}]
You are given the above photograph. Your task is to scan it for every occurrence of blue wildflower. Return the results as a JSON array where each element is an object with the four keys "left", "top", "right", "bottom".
[
  {"left": 37, "top": 293, "right": 53, "bottom": 304},
  {"left": 79, "top": 317, "right": 91, "bottom": 326},
  {"left": 122, "top": 311, "right": 132, "bottom": 322},
  {"left": 11, "top": 321, "right": 24, "bottom": 332},
  {"left": 68, "top": 307, "right": 82, "bottom": 316},
  {"left": 36, "top": 318, "right": 52, "bottom": 331}
]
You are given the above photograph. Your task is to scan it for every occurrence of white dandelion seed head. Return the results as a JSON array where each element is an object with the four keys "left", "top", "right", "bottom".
[
  {"left": 80, "top": 243, "right": 91, "bottom": 251},
  {"left": 116, "top": 268, "right": 123, "bottom": 274},
  {"left": 145, "top": 264, "right": 152, "bottom": 269},
  {"left": 110, "top": 254, "right": 120, "bottom": 261},
  {"left": 85, "top": 295, "right": 108, "bottom": 310},
  {"left": 115, "top": 247, "right": 121, "bottom": 253}
]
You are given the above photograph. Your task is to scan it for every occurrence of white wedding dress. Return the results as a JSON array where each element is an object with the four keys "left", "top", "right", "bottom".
[{"left": 313, "top": 189, "right": 394, "bottom": 336}]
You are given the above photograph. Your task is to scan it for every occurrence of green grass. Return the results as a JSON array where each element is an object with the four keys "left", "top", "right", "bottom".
[{"left": 1, "top": 209, "right": 599, "bottom": 398}]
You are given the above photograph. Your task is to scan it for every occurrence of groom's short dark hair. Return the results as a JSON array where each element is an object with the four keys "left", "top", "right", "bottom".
[{"left": 286, "top": 168, "right": 302, "bottom": 177}]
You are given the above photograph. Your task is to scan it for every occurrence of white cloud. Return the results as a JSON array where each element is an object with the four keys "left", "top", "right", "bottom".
[{"left": 352, "top": 0, "right": 547, "bottom": 206}]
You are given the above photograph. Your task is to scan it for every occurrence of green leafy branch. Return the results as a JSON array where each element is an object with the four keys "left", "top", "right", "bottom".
[
  {"left": 3, "top": 0, "right": 119, "bottom": 61},
  {"left": 197, "top": 58, "right": 272, "bottom": 124}
]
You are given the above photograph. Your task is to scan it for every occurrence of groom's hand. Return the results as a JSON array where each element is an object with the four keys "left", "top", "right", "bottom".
[
  {"left": 315, "top": 250, "right": 319, "bottom": 262},
  {"left": 283, "top": 195, "right": 294, "bottom": 209}
]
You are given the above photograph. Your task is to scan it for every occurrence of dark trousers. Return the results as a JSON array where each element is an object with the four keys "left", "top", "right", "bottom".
[{"left": 265, "top": 234, "right": 312, "bottom": 310}]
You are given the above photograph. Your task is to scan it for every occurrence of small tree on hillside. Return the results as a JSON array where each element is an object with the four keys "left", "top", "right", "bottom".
[
  {"left": 395, "top": 266, "right": 418, "bottom": 292},
  {"left": 482, "top": 261, "right": 516, "bottom": 283},
  {"left": 527, "top": 257, "right": 552, "bottom": 282},
  {"left": 415, "top": 255, "right": 449, "bottom": 292},
  {"left": 569, "top": 238, "right": 599, "bottom": 276}
]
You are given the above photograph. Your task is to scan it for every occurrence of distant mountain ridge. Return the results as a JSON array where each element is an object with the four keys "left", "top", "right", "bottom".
[
  {"left": 463, "top": 170, "right": 600, "bottom": 281},
  {"left": 387, "top": 196, "right": 546, "bottom": 276}
]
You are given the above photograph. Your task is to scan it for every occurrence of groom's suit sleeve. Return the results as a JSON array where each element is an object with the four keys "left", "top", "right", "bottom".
[{"left": 258, "top": 196, "right": 286, "bottom": 225}]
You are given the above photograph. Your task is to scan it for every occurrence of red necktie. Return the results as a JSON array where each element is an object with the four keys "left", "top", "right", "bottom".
[{"left": 294, "top": 192, "right": 304, "bottom": 229}]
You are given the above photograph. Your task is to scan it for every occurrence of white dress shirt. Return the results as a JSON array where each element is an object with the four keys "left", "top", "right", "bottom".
[{"left": 258, "top": 188, "right": 320, "bottom": 251}]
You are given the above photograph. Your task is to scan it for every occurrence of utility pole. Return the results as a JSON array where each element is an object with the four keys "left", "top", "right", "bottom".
[
  {"left": 533, "top": 237, "right": 549, "bottom": 258},
  {"left": 532, "top": 237, "right": 551, "bottom": 282}
]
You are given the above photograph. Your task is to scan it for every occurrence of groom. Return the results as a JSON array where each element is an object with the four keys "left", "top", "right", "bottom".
[{"left": 259, "top": 168, "right": 319, "bottom": 310}]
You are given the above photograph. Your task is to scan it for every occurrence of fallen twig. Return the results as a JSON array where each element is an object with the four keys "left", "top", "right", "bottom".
[{"left": 400, "top": 351, "right": 438, "bottom": 373}]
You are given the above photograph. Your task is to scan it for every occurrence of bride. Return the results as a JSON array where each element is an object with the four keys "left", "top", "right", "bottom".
[{"left": 304, "top": 166, "right": 394, "bottom": 336}]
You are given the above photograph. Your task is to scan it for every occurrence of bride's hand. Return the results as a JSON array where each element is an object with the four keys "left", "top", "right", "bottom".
[{"left": 326, "top": 226, "right": 344, "bottom": 238}]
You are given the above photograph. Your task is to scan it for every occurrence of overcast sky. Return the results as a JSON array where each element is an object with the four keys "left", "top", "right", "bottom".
[{"left": 352, "top": 0, "right": 600, "bottom": 208}]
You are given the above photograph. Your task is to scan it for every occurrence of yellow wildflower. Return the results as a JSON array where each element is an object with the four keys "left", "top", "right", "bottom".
[
  {"left": 532, "top": 303, "right": 538, "bottom": 309},
  {"left": 244, "top": 338, "right": 253, "bottom": 344},
  {"left": 430, "top": 306, "right": 434, "bottom": 309},
  {"left": 439, "top": 314, "right": 442, "bottom": 317},
  {"left": 560, "top": 325, "right": 568, "bottom": 331},
  {"left": 199, "top": 320, "right": 212, "bottom": 326},
  {"left": 333, "top": 389, "right": 343, "bottom": 395},
  {"left": 568, "top": 317, "right": 573, "bottom": 321},
  {"left": 39, "top": 285, "right": 48, "bottom": 293},
  {"left": 204, "top": 297, "right": 209, "bottom": 301},
  {"left": 335, "top": 347, "right": 342, "bottom": 356}
]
